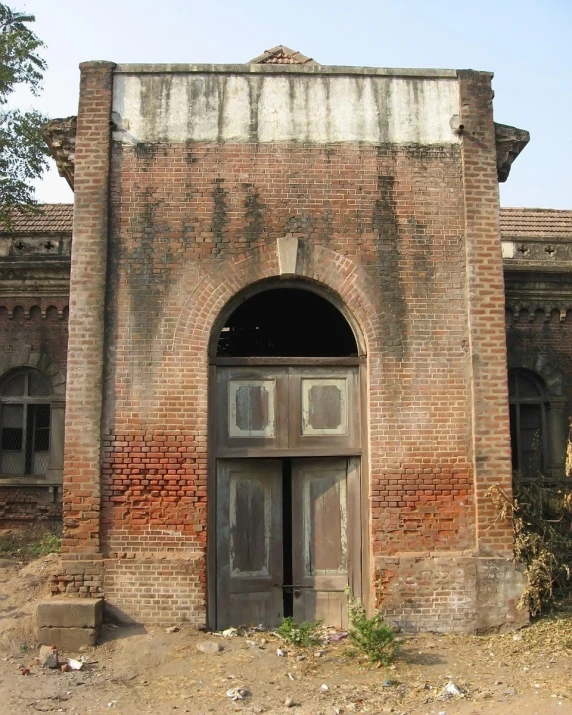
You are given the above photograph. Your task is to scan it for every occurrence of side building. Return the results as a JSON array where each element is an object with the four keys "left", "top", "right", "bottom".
[
  {"left": 502, "top": 209, "right": 572, "bottom": 481},
  {"left": 0, "top": 205, "right": 71, "bottom": 526}
]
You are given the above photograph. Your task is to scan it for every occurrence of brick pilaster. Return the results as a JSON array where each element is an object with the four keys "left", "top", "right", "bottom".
[
  {"left": 458, "top": 70, "right": 513, "bottom": 556},
  {"left": 62, "top": 61, "right": 115, "bottom": 555}
]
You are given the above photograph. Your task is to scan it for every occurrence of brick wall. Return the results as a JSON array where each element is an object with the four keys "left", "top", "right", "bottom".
[
  {"left": 0, "top": 486, "right": 61, "bottom": 523},
  {"left": 507, "top": 310, "right": 572, "bottom": 405},
  {"left": 100, "top": 138, "right": 476, "bottom": 626},
  {"left": 457, "top": 71, "right": 514, "bottom": 556},
  {"left": 58, "top": 65, "right": 523, "bottom": 631},
  {"left": 55, "top": 61, "right": 115, "bottom": 598}
]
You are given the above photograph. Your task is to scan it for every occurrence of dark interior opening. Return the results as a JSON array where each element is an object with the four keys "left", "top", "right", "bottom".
[
  {"left": 282, "top": 458, "right": 293, "bottom": 617},
  {"left": 216, "top": 288, "right": 358, "bottom": 357}
]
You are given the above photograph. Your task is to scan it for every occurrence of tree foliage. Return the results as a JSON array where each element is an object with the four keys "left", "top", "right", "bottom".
[{"left": 0, "top": 3, "right": 49, "bottom": 226}]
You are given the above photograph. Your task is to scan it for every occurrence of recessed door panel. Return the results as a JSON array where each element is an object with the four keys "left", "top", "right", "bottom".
[
  {"left": 217, "top": 367, "right": 359, "bottom": 455},
  {"left": 216, "top": 459, "right": 283, "bottom": 629},
  {"left": 290, "top": 368, "right": 360, "bottom": 451},
  {"left": 291, "top": 458, "right": 354, "bottom": 628},
  {"left": 217, "top": 368, "right": 288, "bottom": 452}
]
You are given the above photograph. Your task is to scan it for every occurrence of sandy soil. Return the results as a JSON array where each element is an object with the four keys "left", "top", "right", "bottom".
[{"left": 0, "top": 556, "right": 571, "bottom": 715}]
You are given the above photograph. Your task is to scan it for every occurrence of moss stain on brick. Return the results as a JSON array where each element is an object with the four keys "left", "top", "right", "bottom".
[
  {"left": 372, "top": 174, "right": 406, "bottom": 357},
  {"left": 243, "top": 183, "right": 265, "bottom": 246},
  {"left": 211, "top": 178, "right": 228, "bottom": 255}
]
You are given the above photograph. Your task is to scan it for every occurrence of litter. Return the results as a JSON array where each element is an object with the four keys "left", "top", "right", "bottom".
[
  {"left": 226, "top": 687, "right": 249, "bottom": 701},
  {"left": 67, "top": 657, "right": 85, "bottom": 671},
  {"left": 329, "top": 632, "right": 347, "bottom": 643},
  {"left": 439, "top": 681, "right": 466, "bottom": 699},
  {"left": 276, "top": 648, "right": 285, "bottom": 657}
]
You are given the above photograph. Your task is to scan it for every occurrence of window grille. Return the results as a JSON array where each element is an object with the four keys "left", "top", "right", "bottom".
[
  {"left": 509, "top": 369, "right": 548, "bottom": 478},
  {"left": 0, "top": 369, "right": 51, "bottom": 476}
]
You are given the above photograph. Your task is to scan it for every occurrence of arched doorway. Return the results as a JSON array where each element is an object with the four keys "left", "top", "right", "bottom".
[{"left": 209, "top": 283, "right": 365, "bottom": 629}]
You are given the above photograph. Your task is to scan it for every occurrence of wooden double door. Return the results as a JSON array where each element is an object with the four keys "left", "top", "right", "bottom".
[
  {"left": 216, "top": 456, "right": 360, "bottom": 629},
  {"left": 213, "top": 364, "right": 362, "bottom": 629}
]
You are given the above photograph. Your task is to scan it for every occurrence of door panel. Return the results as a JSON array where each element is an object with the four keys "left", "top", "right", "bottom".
[
  {"left": 217, "top": 368, "right": 289, "bottom": 452},
  {"left": 216, "top": 459, "right": 283, "bottom": 629},
  {"left": 290, "top": 368, "right": 360, "bottom": 452},
  {"left": 217, "top": 367, "right": 359, "bottom": 456},
  {"left": 291, "top": 458, "right": 351, "bottom": 628}
]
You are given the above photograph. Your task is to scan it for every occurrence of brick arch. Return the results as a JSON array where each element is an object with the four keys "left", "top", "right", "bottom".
[
  {"left": 0, "top": 346, "right": 66, "bottom": 396},
  {"left": 171, "top": 241, "right": 401, "bottom": 361},
  {"left": 508, "top": 354, "right": 565, "bottom": 398}
]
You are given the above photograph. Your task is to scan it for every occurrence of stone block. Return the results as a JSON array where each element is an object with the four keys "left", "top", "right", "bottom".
[
  {"left": 36, "top": 598, "right": 103, "bottom": 629},
  {"left": 36, "top": 626, "right": 97, "bottom": 651}
]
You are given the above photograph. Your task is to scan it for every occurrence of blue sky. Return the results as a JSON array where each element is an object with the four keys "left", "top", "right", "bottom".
[{"left": 14, "top": 0, "right": 572, "bottom": 209}]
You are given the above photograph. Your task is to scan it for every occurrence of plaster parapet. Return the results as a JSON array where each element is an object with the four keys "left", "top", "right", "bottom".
[
  {"left": 114, "top": 63, "right": 461, "bottom": 78},
  {"left": 112, "top": 71, "right": 461, "bottom": 146}
]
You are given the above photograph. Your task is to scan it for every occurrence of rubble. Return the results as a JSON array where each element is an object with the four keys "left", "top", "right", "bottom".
[
  {"left": 38, "top": 645, "right": 58, "bottom": 669},
  {"left": 196, "top": 641, "right": 223, "bottom": 654}
]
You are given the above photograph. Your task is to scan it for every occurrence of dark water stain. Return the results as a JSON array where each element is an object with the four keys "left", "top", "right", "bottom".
[
  {"left": 407, "top": 216, "right": 433, "bottom": 297},
  {"left": 247, "top": 76, "right": 263, "bottom": 143},
  {"left": 184, "top": 139, "right": 198, "bottom": 165},
  {"left": 134, "top": 142, "right": 159, "bottom": 160},
  {"left": 216, "top": 76, "right": 227, "bottom": 144},
  {"left": 211, "top": 178, "right": 228, "bottom": 255},
  {"left": 243, "top": 184, "right": 265, "bottom": 246},
  {"left": 372, "top": 174, "right": 406, "bottom": 359}
]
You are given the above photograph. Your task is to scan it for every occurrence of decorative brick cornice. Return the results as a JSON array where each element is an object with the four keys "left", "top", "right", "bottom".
[
  {"left": 42, "top": 117, "right": 77, "bottom": 190},
  {"left": 495, "top": 123, "right": 529, "bottom": 182}
]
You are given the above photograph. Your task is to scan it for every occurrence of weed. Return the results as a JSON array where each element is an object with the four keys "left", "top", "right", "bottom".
[
  {"left": 0, "top": 526, "right": 61, "bottom": 560},
  {"left": 277, "top": 616, "right": 323, "bottom": 649},
  {"left": 32, "top": 531, "right": 61, "bottom": 557},
  {"left": 348, "top": 601, "right": 399, "bottom": 666}
]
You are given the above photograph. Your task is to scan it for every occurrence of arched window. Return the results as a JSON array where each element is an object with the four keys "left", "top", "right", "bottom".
[
  {"left": 508, "top": 369, "right": 548, "bottom": 478},
  {"left": 216, "top": 287, "right": 358, "bottom": 358},
  {"left": 0, "top": 369, "right": 52, "bottom": 476}
]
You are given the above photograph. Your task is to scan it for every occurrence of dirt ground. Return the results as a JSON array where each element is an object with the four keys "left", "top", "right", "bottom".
[{"left": 1, "top": 556, "right": 571, "bottom": 715}]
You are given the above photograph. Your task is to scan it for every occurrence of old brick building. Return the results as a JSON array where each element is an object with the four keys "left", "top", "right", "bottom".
[
  {"left": 0, "top": 205, "right": 71, "bottom": 525},
  {"left": 4, "top": 47, "right": 572, "bottom": 633}
]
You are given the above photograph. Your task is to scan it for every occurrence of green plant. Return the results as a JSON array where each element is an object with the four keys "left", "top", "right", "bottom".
[
  {"left": 0, "top": 526, "right": 61, "bottom": 560},
  {"left": 31, "top": 531, "right": 61, "bottom": 557},
  {"left": 0, "top": 3, "right": 50, "bottom": 226},
  {"left": 348, "top": 602, "right": 399, "bottom": 665},
  {"left": 277, "top": 616, "right": 323, "bottom": 649}
]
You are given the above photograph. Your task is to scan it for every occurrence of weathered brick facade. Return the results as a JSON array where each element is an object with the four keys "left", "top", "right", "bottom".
[
  {"left": 41, "top": 51, "right": 535, "bottom": 633},
  {"left": 0, "top": 206, "right": 71, "bottom": 525},
  {"left": 503, "top": 209, "right": 572, "bottom": 480}
]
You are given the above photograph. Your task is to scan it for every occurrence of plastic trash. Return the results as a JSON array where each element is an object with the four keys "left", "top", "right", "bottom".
[{"left": 226, "top": 687, "right": 249, "bottom": 701}]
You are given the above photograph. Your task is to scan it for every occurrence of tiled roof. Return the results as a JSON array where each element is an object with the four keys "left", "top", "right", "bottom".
[
  {"left": 2, "top": 204, "right": 571, "bottom": 239},
  {"left": 500, "top": 208, "right": 572, "bottom": 239},
  {"left": 249, "top": 45, "right": 318, "bottom": 66},
  {"left": 0, "top": 204, "right": 73, "bottom": 233}
]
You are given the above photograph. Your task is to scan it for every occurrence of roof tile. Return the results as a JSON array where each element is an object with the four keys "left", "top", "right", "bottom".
[
  {"left": 500, "top": 208, "right": 572, "bottom": 239},
  {"left": 0, "top": 204, "right": 73, "bottom": 233}
]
